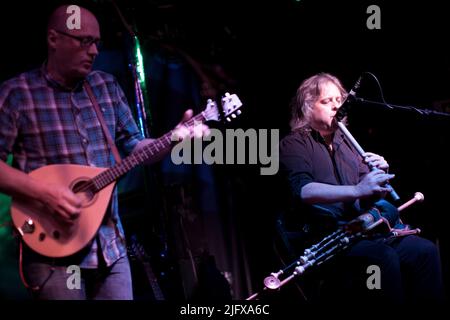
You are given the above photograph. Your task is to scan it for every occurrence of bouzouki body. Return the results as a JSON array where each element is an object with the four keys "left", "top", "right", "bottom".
[{"left": 11, "top": 164, "right": 115, "bottom": 258}]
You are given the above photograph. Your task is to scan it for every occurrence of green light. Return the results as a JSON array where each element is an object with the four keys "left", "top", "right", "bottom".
[
  {"left": 0, "top": 155, "right": 13, "bottom": 238},
  {"left": 132, "top": 35, "right": 152, "bottom": 135},
  {"left": 134, "top": 36, "right": 146, "bottom": 84}
]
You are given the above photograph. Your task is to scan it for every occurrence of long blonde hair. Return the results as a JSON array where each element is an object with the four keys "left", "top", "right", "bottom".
[{"left": 290, "top": 73, "right": 347, "bottom": 132}]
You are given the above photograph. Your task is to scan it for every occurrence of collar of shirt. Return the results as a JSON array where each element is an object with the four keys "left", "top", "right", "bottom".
[
  {"left": 41, "top": 62, "right": 85, "bottom": 92},
  {"left": 311, "top": 129, "right": 346, "bottom": 151}
]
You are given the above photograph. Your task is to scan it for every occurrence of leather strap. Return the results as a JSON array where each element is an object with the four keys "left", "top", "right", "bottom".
[{"left": 83, "top": 81, "right": 122, "bottom": 164}]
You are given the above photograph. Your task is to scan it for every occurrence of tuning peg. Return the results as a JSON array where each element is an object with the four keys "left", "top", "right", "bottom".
[
  {"left": 237, "top": 110, "right": 242, "bottom": 115},
  {"left": 231, "top": 114, "right": 236, "bottom": 118},
  {"left": 226, "top": 117, "right": 231, "bottom": 122},
  {"left": 223, "top": 92, "right": 232, "bottom": 103}
]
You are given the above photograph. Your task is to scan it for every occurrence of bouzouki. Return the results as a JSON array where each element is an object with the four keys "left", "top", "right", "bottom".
[{"left": 11, "top": 93, "right": 243, "bottom": 258}]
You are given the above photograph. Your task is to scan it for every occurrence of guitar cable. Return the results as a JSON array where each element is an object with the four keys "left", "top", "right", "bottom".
[{"left": 18, "top": 239, "right": 54, "bottom": 292}]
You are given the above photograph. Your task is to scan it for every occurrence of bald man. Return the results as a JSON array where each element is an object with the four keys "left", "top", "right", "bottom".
[
  {"left": 0, "top": 4, "right": 202, "bottom": 300},
  {"left": 46, "top": 6, "right": 101, "bottom": 88}
]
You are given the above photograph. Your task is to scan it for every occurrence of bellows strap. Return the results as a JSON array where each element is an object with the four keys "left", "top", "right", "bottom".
[{"left": 83, "top": 81, "right": 122, "bottom": 163}]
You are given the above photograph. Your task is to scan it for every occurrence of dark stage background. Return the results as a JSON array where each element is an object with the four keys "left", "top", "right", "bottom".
[{"left": 0, "top": 0, "right": 449, "bottom": 301}]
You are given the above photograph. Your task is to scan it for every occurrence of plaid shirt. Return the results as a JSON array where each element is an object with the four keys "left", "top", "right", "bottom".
[{"left": 0, "top": 66, "right": 144, "bottom": 268}]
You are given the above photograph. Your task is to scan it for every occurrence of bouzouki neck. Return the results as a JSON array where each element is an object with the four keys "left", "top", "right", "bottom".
[{"left": 91, "top": 113, "right": 207, "bottom": 192}]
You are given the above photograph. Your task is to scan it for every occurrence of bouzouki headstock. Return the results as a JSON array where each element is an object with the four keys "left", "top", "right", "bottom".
[{"left": 202, "top": 92, "right": 243, "bottom": 123}]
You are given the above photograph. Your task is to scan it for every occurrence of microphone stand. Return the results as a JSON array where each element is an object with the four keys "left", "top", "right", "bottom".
[{"left": 352, "top": 97, "right": 450, "bottom": 118}]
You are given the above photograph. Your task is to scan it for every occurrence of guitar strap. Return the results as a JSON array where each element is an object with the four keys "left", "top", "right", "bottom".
[
  {"left": 84, "top": 82, "right": 166, "bottom": 299},
  {"left": 84, "top": 82, "right": 127, "bottom": 262},
  {"left": 83, "top": 81, "right": 122, "bottom": 164}
]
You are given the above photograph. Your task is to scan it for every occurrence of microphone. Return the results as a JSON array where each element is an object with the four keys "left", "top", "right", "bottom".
[{"left": 335, "top": 75, "right": 363, "bottom": 121}]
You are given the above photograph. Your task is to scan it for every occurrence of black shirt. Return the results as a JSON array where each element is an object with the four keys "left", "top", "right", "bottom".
[{"left": 279, "top": 129, "right": 370, "bottom": 231}]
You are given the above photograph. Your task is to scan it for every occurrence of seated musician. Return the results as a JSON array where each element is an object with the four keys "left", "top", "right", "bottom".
[{"left": 279, "top": 72, "right": 445, "bottom": 303}]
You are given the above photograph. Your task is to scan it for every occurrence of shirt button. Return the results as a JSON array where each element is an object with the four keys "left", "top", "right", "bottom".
[
  {"left": 101, "top": 108, "right": 106, "bottom": 112},
  {"left": 82, "top": 138, "right": 88, "bottom": 144}
]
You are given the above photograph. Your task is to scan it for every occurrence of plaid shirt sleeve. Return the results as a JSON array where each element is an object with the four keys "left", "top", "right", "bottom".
[
  {"left": 112, "top": 79, "right": 144, "bottom": 155},
  {"left": 0, "top": 83, "right": 20, "bottom": 161}
]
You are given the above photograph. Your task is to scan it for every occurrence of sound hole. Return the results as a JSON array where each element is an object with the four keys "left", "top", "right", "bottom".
[{"left": 70, "top": 178, "right": 97, "bottom": 207}]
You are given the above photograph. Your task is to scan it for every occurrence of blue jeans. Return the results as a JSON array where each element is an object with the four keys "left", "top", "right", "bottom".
[
  {"left": 321, "top": 235, "right": 445, "bottom": 303},
  {"left": 23, "top": 252, "right": 133, "bottom": 300}
]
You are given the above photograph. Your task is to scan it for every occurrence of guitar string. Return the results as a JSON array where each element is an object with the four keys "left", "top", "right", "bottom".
[{"left": 72, "top": 108, "right": 222, "bottom": 194}]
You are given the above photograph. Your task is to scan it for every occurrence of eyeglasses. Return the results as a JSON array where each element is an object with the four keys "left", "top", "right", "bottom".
[{"left": 54, "top": 29, "right": 102, "bottom": 49}]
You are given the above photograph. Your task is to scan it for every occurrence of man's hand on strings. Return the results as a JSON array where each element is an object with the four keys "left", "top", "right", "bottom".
[
  {"left": 172, "top": 109, "right": 210, "bottom": 141},
  {"left": 41, "top": 183, "right": 82, "bottom": 225}
]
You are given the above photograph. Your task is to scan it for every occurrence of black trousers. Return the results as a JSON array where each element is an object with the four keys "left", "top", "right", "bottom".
[{"left": 320, "top": 235, "right": 445, "bottom": 303}]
